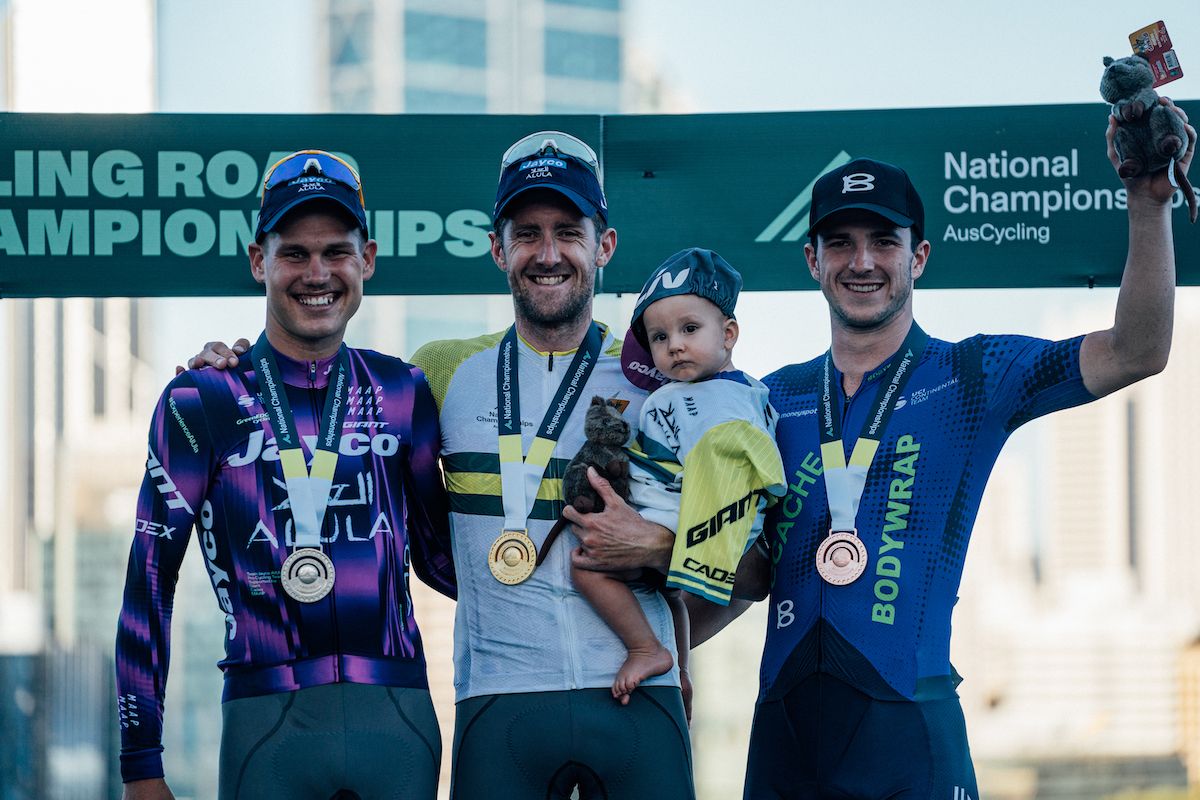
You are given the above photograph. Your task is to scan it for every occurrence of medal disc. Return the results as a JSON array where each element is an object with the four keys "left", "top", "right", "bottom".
[
  {"left": 815, "top": 530, "right": 868, "bottom": 585},
  {"left": 489, "top": 530, "right": 537, "bottom": 585},
  {"left": 281, "top": 548, "right": 336, "bottom": 602}
]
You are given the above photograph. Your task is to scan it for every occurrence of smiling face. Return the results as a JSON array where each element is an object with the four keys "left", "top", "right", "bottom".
[
  {"left": 490, "top": 191, "right": 616, "bottom": 348},
  {"left": 248, "top": 204, "right": 376, "bottom": 359},
  {"left": 805, "top": 209, "right": 928, "bottom": 333},
  {"left": 642, "top": 293, "right": 737, "bottom": 382}
]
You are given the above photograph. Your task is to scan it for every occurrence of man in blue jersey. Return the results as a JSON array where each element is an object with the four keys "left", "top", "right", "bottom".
[
  {"left": 710, "top": 105, "right": 1194, "bottom": 799},
  {"left": 117, "top": 150, "right": 456, "bottom": 800}
]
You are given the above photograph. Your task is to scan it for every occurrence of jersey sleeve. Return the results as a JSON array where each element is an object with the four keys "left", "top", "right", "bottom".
[
  {"left": 403, "top": 366, "right": 457, "bottom": 599},
  {"left": 114, "top": 375, "right": 216, "bottom": 783},
  {"left": 984, "top": 334, "right": 1096, "bottom": 432},
  {"left": 665, "top": 419, "right": 786, "bottom": 605}
]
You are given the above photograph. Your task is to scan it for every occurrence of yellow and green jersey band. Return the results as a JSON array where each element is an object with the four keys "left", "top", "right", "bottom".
[{"left": 443, "top": 451, "right": 571, "bottom": 519}]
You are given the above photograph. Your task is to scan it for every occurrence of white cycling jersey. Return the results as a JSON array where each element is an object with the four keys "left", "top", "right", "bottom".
[{"left": 412, "top": 323, "right": 678, "bottom": 701}]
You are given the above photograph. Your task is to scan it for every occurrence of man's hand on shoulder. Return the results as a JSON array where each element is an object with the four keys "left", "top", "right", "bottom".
[
  {"left": 123, "top": 778, "right": 176, "bottom": 800},
  {"left": 566, "top": 467, "right": 673, "bottom": 573},
  {"left": 175, "top": 338, "right": 251, "bottom": 376}
]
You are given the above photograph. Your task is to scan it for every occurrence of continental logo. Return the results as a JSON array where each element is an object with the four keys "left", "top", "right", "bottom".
[{"left": 686, "top": 489, "right": 759, "bottom": 547}]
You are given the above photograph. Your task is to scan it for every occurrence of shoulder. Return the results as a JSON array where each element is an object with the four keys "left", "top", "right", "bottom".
[
  {"left": 409, "top": 330, "right": 508, "bottom": 409},
  {"left": 762, "top": 355, "right": 823, "bottom": 395},
  {"left": 161, "top": 364, "right": 251, "bottom": 405},
  {"left": 346, "top": 346, "right": 424, "bottom": 382}
]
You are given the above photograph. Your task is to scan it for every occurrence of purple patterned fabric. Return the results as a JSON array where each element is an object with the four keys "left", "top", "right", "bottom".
[{"left": 115, "top": 344, "right": 455, "bottom": 783}]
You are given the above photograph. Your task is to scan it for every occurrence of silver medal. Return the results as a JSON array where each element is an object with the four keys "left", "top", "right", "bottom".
[
  {"left": 281, "top": 548, "right": 336, "bottom": 603},
  {"left": 815, "top": 530, "right": 868, "bottom": 585}
]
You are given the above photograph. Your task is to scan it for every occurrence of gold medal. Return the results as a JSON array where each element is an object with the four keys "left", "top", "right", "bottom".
[
  {"left": 489, "top": 530, "right": 537, "bottom": 585},
  {"left": 815, "top": 529, "right": 867, "bottom": 585}
]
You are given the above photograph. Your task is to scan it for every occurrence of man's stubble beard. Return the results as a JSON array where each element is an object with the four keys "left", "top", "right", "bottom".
[
  {"left": 820, "top": 257, "right": 915, "bottom": 333},
  {"left": 508, "top": 250, "right": 598, "bottom": 333}
]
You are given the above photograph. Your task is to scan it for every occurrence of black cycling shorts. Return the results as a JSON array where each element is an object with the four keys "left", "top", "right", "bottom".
[
  {"left": 451, "top": 687, "right": 694, "bottom": 800},
  {"left": 219, "top": 683, "right": 441, "bottom": 800},
  {"left": 744, "top": 673, "right": 978, "bottom": 800}
]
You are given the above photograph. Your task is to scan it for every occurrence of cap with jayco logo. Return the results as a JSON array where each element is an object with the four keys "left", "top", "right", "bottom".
[{"left": 806, "top": 157, "right": 925, "bottom": 242}]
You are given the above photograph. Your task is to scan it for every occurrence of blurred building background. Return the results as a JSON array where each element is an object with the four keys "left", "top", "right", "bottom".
[{"left": 2, "top": 1, "right": 1200, "bottom": 799}]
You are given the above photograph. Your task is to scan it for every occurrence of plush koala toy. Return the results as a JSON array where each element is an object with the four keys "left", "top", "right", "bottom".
[
  {"left": 1100, "top": 54, "right": 1197, "bottom": 222},
  {"left": 536, "top": 396, "right": 631, "bottom": 565}
]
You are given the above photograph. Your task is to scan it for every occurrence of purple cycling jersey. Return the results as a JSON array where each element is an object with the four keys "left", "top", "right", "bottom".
[{"left": 114, "top": 343, "right": 456, "bottom": 783}]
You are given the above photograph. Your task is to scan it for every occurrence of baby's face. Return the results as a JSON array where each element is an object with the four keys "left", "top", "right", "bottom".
[{"left": 642, "top": 294, "right": 737, "bottom": 382}]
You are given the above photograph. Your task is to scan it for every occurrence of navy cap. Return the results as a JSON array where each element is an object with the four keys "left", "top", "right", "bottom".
[
  {"left": 630, "top": 248, "right": 742, "bottom": 348},
  {"left": 256, "top": 150, "right": 368, "bottom": 241},
  {"left": 494, "top": 147, "right": 607, "bottom": 224},
  {"left": 807, "top": 157, "right": 924, "bottom": 242}
]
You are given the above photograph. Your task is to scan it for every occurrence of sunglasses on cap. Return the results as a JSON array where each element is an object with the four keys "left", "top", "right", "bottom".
[
  {"left": 263, "top": 150, "right": 365, "bottom": 209},
  {"left": 500, "top": 131, "right": 600, "bottom": 178}
]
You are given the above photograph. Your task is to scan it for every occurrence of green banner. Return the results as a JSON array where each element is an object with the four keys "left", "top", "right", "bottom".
[{"left": 0, "top": 105, "right": 1195, "bottom": 298}]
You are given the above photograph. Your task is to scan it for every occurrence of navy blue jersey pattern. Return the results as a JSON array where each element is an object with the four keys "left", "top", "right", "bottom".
[{"left": 759, "top": 330, "right": 1095, "bottom": 702}]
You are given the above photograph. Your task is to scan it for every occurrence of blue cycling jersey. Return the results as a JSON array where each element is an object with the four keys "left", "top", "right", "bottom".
[
  {"left": 759, "top": 327, "right": 1094, "bottom": 702},
  {"left": 115, "top": 343, "right": 456, "bottom": 783}
]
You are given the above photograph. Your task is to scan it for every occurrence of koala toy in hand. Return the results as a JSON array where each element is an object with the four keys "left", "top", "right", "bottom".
[
  {"left": 1100, "top": 54, "right": 1197, "bottom": 223},
  {"left": 536, "top": 396, "right": 631, "bottom": 565}
]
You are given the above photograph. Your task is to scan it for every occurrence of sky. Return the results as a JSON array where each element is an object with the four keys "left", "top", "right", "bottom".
[{"left": 625, "top": 1, "right": 1200, "bottom": 111}]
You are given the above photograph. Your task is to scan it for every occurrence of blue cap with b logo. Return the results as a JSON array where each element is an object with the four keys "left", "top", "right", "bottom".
[{"left": 806, "top": 157, "right": 924, "bottom": 242}]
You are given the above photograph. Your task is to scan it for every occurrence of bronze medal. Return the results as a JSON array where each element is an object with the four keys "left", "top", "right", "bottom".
[
  {"left": 489, "top": 530, "right": 537, "bottom": 585},
  {"left": 281, "top": 548, "right": 336, "bottom": 602},
  {"left": 815, "top": 529, "right": 867, "bottom": 585}
]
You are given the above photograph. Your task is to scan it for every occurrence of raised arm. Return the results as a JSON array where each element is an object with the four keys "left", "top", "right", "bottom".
[{"left": 1080, "top": 99, "right": 1195, "bottom": 397}]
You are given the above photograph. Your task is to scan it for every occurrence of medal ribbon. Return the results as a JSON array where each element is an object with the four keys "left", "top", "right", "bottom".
[
  {"left": 818, "top": 324, "right": 929, "bottom": 532},
  {"left": 251, "top": 332, "right": 351, "bottom": 548},
  {"left": 496, "top": 323, "right": 603, "bottom": 532}
]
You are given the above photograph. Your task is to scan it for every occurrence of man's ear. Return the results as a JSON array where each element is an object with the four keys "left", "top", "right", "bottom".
[
  {"left": 804, "top": 242, "right": 820, "bottom": 282},
  {"left": 595, "top": 226, "right": 618, "bottom": 268},
  {"left": 249, "top": 241, "right": 267, "bottom": 285},
  {"left": 911, "top": 239, "right": 931, "bottom": 281},
  {"left": 490, "top": 230, "right": 507, "bottom": 272},
  {"left": 361, "top": 239, "right": 378, "bottom": 282}
]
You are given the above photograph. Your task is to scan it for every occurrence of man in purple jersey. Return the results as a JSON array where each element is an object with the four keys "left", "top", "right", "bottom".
[{"left": 116, "top": 150, "right": 456, "bottom": 800}]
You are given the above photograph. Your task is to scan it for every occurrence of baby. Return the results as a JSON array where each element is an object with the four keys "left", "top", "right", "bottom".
[{"left": 573, "top": 247, "right": 785, "bottom": 705}]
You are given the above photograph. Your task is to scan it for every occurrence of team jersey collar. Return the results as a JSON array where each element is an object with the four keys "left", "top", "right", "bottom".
[
  {"left": 698, "top": 369, "right": 751, "bottom": 386},
  {"left": 260, "top": 339, "right": 343, "bottom": 388},
  {"left": 831, "top": 322, "right": 928, "bottom": 394},
  {"left": 514, "top": 321, "right": 612, "bottom": 359}
]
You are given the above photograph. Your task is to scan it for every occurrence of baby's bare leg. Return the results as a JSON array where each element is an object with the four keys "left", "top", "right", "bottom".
[{"left": 572, "top": 558, "right": 674, "bottom": 704}]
